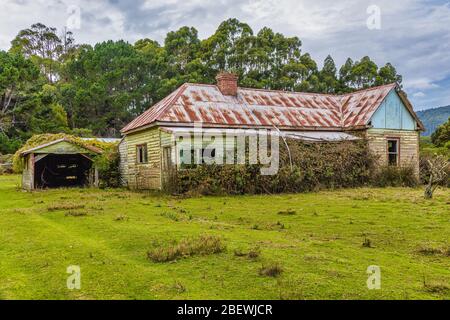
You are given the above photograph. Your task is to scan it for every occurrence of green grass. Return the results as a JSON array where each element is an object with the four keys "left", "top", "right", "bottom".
[{"left": 0, "top": 175, "right": 449, "bottom": 300}]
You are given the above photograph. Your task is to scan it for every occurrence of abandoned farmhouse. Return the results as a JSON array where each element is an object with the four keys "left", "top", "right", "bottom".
[
  {"left": 19, "top": 73, "right": 424, "bottom": 191},
  {"left": 119, "top": 73, "right": 424, "bottom": 190}
]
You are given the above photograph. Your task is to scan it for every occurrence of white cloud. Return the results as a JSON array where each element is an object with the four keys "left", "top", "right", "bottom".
[
  {"left": 0, "top": 0, "right": 449, "bottom": 108},
  {"left": 413, "top": 92, "right": 426, "bottom": 98}
]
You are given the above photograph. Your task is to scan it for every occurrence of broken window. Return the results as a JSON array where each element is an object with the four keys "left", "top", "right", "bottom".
[
  {"left": 201, "top": 148, "right": 216, "bottom": 164},
  {"left": 387, "top": 139, "right": 399, "bottom": 166},
  {"left": 136, "top": 144, "right": 148, "bottom": 164}
]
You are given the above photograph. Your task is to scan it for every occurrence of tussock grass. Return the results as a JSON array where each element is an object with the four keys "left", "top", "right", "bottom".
[
  {"left": 115, "top": 215, "right": 129, "bottom": 221},
  {"left": 278, "top": 209, "right": 296, "bottom": 216},
  {"left": 259, "top": 263, "right": 283, "bottom": 277},
  {"left": 362, "top": 237, "right": 374, "bottom": 248},
  {"left": 234, "top": 247, "right": 261, "bottom": 260},
  {"left": 65, "top": 211, "right": 88, "bottom": 217},
  {"left": 147, "top": 235, "right": 225, "bottom": 263},
  {"left": 47, "top": 203, "right": 85, "bottom": 212},
  {"left": 424, "top": 281, "right": 449, "bottom": 294},
  {"left": 416, "top": 244, "right": 449, "bottom": 256}
]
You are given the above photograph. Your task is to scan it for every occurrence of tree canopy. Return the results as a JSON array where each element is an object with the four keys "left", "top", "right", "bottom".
[
  {"left": 431, "top": 117, "right": 450, "bottom": 148},
  {"left": 0, "top": 19, "right": 404, "bottom": 154}
]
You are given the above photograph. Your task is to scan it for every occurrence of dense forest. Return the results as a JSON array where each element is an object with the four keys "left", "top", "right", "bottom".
[{"left": 0, "top": 19, "right": 404, "bottom": 154}]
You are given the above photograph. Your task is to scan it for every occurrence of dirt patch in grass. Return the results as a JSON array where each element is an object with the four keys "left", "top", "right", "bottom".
[{"left": 147, "top": 235, "right": 226, "bottom": 263}]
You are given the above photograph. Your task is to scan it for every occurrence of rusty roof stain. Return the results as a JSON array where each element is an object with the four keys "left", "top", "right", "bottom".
[{"left": 121, "top": 82, "right": 420, "bottom": 133}]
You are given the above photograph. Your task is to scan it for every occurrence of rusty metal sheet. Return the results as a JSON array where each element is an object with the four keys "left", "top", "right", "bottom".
[{"left": 122, "top": 83, "right": 397, "bottom": 133}]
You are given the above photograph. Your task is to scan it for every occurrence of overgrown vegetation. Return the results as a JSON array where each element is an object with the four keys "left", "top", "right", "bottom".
[
  {"left": 371, "top": 165, "right": 419, "bottom": 187},
  {"left": 431, "top": 117, "right": 450, "bottom": 147},
  {"left": 173, "top": 139, "right": 421, "bottom": 195},
  {"left": 0, "top": 153, "right": 13, "bottom": 174},
  {"left": 147, "top": 235, "right": 226, "bottom": 263},
  {"left": 11, "top": 133, "right": 120, "bottom": 187}
]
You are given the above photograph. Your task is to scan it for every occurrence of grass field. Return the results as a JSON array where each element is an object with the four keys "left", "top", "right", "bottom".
[{"left": 0, "top": 175, "right": 449, "bottom": 300}]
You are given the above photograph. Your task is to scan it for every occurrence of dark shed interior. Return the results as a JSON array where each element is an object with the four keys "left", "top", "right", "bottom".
[{"left": 34, "top": 154, "right": 93, "bottom": 189}]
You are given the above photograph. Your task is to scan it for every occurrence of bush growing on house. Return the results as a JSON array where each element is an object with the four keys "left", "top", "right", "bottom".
[
  {"left": 94, "top": 146, "right": 121, "bottom": 188},
  {"left": 174, "top": 139, "right": 378, "bottom": 195},
  {"left": 12, "top": 133, "right": 120, "bottom": 187}
]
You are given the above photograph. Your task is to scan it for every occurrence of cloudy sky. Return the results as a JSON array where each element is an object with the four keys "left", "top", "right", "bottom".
[{"left": 1, "top": 0, "right": 449, "bottom": 110}]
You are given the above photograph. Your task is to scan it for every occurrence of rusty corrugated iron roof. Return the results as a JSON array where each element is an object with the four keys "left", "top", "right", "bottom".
[{"left": 122, "top": 83, "right": 405, "bottom": 134}]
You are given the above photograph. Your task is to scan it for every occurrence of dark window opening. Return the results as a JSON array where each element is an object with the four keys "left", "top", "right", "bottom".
[
  {"left": 387, "top": 139, "right": 399, "bottom": 166},
  {"left": 201, "top": 148, "right": 216, "bottom": 164},
  {"left": 136, "top": 144, "right": 148, "bottom": 164}
]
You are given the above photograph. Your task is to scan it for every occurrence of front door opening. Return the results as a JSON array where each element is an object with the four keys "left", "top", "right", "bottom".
[{"left": 34, "top": 154, "right": 93, "bottom": 189}]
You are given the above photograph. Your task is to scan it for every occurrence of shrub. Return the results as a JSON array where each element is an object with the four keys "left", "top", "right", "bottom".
[
  {"left": 0, "top": 133, "right": 22, "bottom": 155},
  {"left": 174, "top": 140, "right": 377, "bottom": 195},
  {"left": 0, "top": 154, "right": 13, "bottom": 174},
  {"left": 94, "top": 146, "right": 121, "bottom": 188},
  {"left": 420, "top": 154, "right": 450, "bottom": 187},
  {"left": 371, "top": 165, "right": 419, "bottom": 187},
  {"left": 259, "top": 263, "right": 284, "bottom": 277},
  {"left": 147, "top": 235, "right": 225, "bottom": 263}
]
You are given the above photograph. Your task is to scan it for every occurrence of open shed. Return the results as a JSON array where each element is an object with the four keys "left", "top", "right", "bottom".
[{"left": 20, "top": 138, "right": 103, "bottom": 190}]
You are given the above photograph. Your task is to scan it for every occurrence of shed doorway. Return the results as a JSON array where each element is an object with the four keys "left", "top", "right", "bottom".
[{"left": 34, "top": 154, "right": 94, "bottom": 189}]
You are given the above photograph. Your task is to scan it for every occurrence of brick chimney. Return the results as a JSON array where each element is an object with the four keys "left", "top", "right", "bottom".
[{"left": 216, "top": 72, "right": 238, "bottom": 96}]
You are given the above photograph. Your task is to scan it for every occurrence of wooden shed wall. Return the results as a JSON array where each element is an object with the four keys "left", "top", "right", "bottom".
[
  {"left": 124, "top": 127, "right": 162, "bottom": 189},
  {"left": 118, "top": 139, "right": 128, "bottom": 187},
  {"left": 21, "top": 154, "right": 34, "bottom": 190}
]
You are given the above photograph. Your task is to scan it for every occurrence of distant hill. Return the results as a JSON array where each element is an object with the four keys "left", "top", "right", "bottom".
[{"left": 417, "top": 105, "right": 450, "bottom": 136}]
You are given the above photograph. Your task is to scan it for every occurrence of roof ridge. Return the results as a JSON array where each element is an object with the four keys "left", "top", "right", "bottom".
[
  {"left": 122, "top": 81, "right": 405, "bottom": 134},
  {"left": 338, "top": 83, "right": 397, "bottom": 97},
  {"left": 184, "top": 82, "right": 398, "bottom": 98}
]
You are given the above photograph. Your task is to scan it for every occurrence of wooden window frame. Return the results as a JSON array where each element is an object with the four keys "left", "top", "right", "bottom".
[
  {"left": 136, "top": 144, "right": 148, "bottom": 164},
  {"left": 386, "top": 137, "right": 400, "bottom": 166}
]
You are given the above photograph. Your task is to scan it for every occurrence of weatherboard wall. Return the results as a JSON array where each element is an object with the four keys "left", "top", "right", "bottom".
[
  {"left": 371, "top": 90, "right": 416, "bottom": 130},
  {"left": 124, "top": 127, "right": 162, "bottom": 189},
  {"left": 367, "top": 90, "right": 420, "bottom": 175},
  {"left": 366, "top": 129, "right": 420, "bottom": 175}
]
